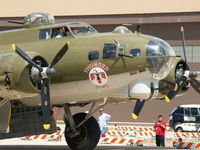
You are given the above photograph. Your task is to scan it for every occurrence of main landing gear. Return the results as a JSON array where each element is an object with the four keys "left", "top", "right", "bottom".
[{"left": 63, "top": 100, "right": 107, "bottom": 150}]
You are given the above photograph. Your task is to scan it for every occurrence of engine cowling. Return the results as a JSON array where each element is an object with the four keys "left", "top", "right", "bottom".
[
  {"left": 129, "top": 79, "right": 159, "bottom": 100},
  {"left": 0, "top": 52, "right": 47, "bottom": 100},
  {"left": 129, "top": 57, "right": 189, "bottom": 100},
  {"left": 159, "top": 57, "right": 189, "bottom": 97}
]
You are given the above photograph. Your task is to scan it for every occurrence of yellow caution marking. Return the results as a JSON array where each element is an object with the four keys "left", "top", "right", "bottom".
[
  {"left": 67, "top": 41, "right": 70, "bottom": 47},
  {"left": 132, "top": 113, "right": 138, "bottom": 119},
  {"left": 8, "top": 104, "right": 11, "bottom": 128},
  {"left": 181, "top": 26, "right": 184, "bottom": 32},
  {"left": 165, "top": 96, "right": 171, "bottom": 103},
  {"left": 174, "top": 83, "right": 178, "bottom": 91},
  {"left": 11, "top": 44, "right": 16, "bottom": 51},
  {"left": 43, "top": 124, "right": 50, "bottom": 130}
]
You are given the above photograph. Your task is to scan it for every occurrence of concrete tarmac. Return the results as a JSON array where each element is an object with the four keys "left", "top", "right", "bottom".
[{"left": 0, "top": 145, "right": 177, "bottom": 150}]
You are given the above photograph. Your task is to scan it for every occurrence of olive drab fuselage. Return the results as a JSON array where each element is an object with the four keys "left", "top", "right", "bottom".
[{"left": 0, "top": 20, "right": 179, "bottom": 106}]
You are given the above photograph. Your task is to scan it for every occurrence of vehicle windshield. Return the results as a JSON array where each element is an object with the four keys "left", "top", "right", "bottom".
[
  {"left": 146, "top": 37, "right": 176, "bottom": 80},
  {"left": 70, "top": 26, "right": 96, "bottom": 34}
]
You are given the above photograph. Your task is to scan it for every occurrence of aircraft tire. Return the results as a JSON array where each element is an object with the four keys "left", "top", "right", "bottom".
[{"left": 65, "top": 113, "right": 100, "bottom": 150}]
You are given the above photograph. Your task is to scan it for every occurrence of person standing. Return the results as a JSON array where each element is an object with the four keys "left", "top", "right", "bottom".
[
  {"left": 153, "top": 115, "right": 166, "bottom": 147},
  {"left": 98, "top": 109, "right": 111, "bottom": 137}
]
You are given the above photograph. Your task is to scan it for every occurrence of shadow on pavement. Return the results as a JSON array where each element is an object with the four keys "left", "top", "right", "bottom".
[{"left": 0, "top": 145, "right": 176, "bottom": 150}]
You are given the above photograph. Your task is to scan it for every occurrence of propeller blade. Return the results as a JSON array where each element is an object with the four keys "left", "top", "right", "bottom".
[
  {"left": 165, "top": 76, "right": 187, "bottom": 103},
  {"left": 40, "top": 78, "right": 51, "bottom": 130},
  {"left": 11, "top": 44, "right": 43, "bottom": 72},
  {"left": 180, "top": 26, "right": 188, "bottom": 67},
  {"left": 49, "top": 42, "right": 70, "bottom": 68},
  {"left": 190, "top": 78, "right": 200, "bottom": 94},
  {"left": 132, "top": 100, "right": 145, "bottom": 119}
]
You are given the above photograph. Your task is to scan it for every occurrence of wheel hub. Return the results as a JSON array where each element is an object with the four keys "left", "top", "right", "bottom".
[{"left": 72, "top": 125, "right": 87, "bottom": 143}]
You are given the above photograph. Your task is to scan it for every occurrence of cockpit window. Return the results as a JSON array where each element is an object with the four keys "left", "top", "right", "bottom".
[
  {"left": 52, "top": 27, "right": 72, "bottom": 38},
  {"left": 39, "top": 27, "right": 72, "bottom": 40},
  {"left": 146, "top": 38, "right": 176, "bottom": 80},
  {"left": 70, "top": 26, "right": 95, "bottom": 34}
]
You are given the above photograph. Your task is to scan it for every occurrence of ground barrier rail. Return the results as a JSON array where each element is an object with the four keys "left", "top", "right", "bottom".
[
  {"left": 173, "top": 141, "right": 200, "bottom": 149},
  {"left": 175, "top": 132, "right": 200, "bottom": 139},
  {"left": 100, "top": 137, "right": 143, "bottom": 145},
  {"left": 107, "top": 131, "right": 155, "bottom": 138},
  {"left": 109, "top": 125, "right": 200, "bottom": 139},
  {"left": 20, "top": 132, "right": 63, "bottom": 141},
  {"left": 19, "top": 124, "right": 200, "bottom": 145},
  {"left": 110, "top": 125, "right": 171, "bottom": 132}
]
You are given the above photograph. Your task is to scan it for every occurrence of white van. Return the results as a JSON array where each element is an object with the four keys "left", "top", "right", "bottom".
[{"left": 168, "top": 104, "right": 200, "bottom": 132}]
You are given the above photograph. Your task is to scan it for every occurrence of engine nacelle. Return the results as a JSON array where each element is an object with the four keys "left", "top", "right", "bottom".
[
  {"left": 129, "top": 80, "right": 159, "bottom": 100},
  {"left": 0, "top": 52, "right": 47, "bottom": 100},
  {"left": 159, "top": 57, "right": 189, "bottom": 97},
  {"left": 6, "top": 53, "right": 42, "bottom": 92},
  {"left": 164, "top": 57, "right": 187, "bottom": 83}
]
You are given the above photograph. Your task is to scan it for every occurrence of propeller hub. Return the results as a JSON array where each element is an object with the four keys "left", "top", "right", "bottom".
[
  {"left": 30, "top": 66, "right": 41, "bottom": 82},
  {"left": 184, "top": 71, "right": 198, "bottom": 79},
  {"left": 41, "top": 67, "right": 56, "bottom": 79},
  {"left": 46, "top": 68, "right": 56, "bottom": 76},
  {"left": 175, "top": 63, "right": 185, "bottom": 81}
]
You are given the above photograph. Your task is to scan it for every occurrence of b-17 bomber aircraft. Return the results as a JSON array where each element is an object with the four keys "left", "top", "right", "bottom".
[{"left": 0, "top": 12, "right": 200, "bottom": 150}]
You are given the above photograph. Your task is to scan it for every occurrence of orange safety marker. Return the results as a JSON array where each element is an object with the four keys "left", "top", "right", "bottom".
[
  {"left": 101, "top": 137, "right": 143, "bottom": 145},
  {"left": 173, "top": 141, "right": 200, "bottom": 149}
]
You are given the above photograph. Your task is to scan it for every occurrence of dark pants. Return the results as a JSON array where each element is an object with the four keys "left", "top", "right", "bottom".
[{"left": 156, "top": 135, "right": 165, "bottom": 147}]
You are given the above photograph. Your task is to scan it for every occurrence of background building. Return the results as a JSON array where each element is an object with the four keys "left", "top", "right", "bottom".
[{"left": 1, "top": 0, "right": 200, "bottom": 122}]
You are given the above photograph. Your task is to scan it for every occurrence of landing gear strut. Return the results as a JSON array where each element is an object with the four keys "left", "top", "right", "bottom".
[{"left": 63, "top": 103, "right": 102, "bottom": 150}]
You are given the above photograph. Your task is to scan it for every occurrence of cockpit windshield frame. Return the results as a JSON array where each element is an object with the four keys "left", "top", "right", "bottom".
[{"left": 68, "top": 25, "right": 97, "bottom": 35}]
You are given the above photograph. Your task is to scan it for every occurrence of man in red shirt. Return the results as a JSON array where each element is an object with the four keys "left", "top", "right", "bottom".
[{"left": 153, "top": 115, "right": 166, "bottom": 147}]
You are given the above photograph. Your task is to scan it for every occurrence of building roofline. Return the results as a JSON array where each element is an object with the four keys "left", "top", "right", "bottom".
[{"left": 1, "top": 11, "right": 200, "bottom": 28}]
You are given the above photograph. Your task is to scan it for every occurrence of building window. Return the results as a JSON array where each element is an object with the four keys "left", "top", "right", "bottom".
[
  {"left": 88, "top": 51, "right": 99, "bottom": 61},
  {"left": 103, "top": 43, "right": 116, "bottom": 59},
  {"left": 172, "top": 46, "right": 200, "bottom": 63},
  {"left": 130, "top": 49, "right": 141, "bottom": 57}
]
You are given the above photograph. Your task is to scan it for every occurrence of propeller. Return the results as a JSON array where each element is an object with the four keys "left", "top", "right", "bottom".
[
  {"left": 165, "top": 26, "right": 200, "bottom": 102},
  {"left": 190, "top": 78, "right": 200, "bottom": 94},
  {"left": 132, "top": 100, "right": 145, "bottom": 119},
  {"left": 165, "top": 76, "right": 188, "bottom": 102},
  {"left": 11, "top": 42, "right": 70, "bottom": 130}
]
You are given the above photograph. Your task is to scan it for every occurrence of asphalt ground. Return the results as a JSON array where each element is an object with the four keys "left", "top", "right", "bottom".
[{"left": 0, "top": 145, "right": 177, "bottom": 150}]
